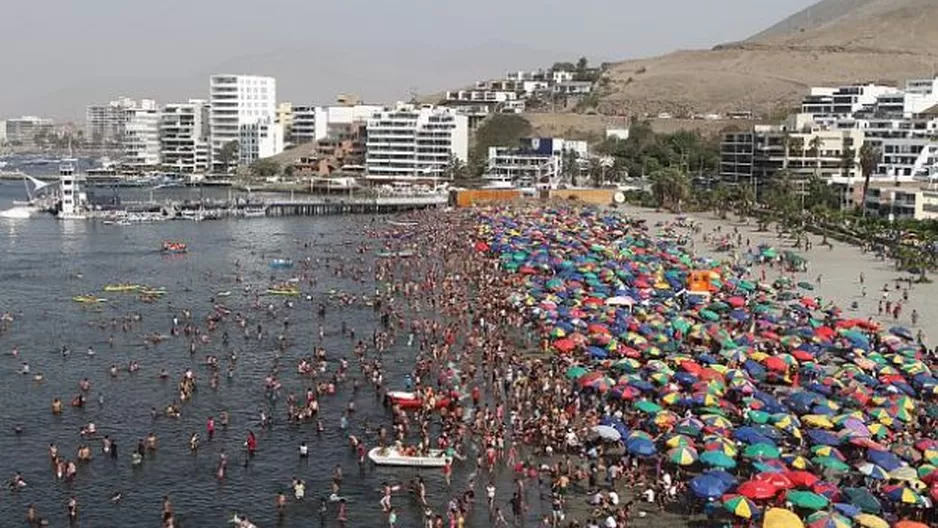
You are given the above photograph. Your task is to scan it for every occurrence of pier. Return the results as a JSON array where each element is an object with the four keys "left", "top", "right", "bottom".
[
  {"left": 264, "top": 195, "right": 447, "bottom": 216},
  {"left": 111, "top": 194, "right": 448, "bottom": 219}
]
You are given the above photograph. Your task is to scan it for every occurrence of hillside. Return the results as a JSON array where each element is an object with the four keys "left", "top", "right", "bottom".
[{"left": 595, "top": 0, "right": 938, "bottom": 119}]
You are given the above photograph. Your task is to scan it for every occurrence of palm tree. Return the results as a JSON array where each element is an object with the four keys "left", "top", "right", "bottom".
[
  {"left": 789, "top": 136, "right": 804, "bottom": 172},
  {"left": 809, "top": 136, "right": 823, "bottom": 177},
  {"left": 650, "top": 167, "right": 689, "bottom": 212},
  {"left": 859, "top": 143, "right": 881, "bottom": 217}
]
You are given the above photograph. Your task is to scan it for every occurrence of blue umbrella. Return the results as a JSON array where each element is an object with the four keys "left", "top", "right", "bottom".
[
  {"left": 587, "top": 346, "right": 608, "bottom": 359},
  {"left": 832, "top": 503, "right": 861, "bottom": 517},
  {"left": 889, "top": 326, "right": 913, "bottom": 340},
  {"left": 704, "top": 469, "right": 738, "bottom": 488},
  {"left": 626, "top": 438, "right": 656, "bottom": 457},
  {"left": 690, "top": 474, "right": 728, "bottom": 499},
  {"left": 867, "top": 450, "right": 902, "bottom": 472},
  {"left": 806, "top": 429, "right": 842, "bottom": 446}
]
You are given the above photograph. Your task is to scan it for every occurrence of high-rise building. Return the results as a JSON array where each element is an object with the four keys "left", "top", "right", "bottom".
[
  {"left": 276, "top": 102, "right": 294, "bottom": 142},
  {"left": 365, "top": 103, "right": 468, "bottom": 180},
  {"left": 122, "top": 100, "right": 161, "bottom": 167},
  {"left": 4, "top": 116, "right": 54, "bottom": 145},
  {"left": 209, "top": 74, "right": 279, "bottom": 171},
  {"left": 161, "top": 100, "right": 211, "bottom": 173},
  {"left": 86, "top": 97, "right": 138, "bottom": 147}
]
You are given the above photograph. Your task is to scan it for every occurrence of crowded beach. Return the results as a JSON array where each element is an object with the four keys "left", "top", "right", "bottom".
[{"left": 1, "top": 202, "right": 937, "bottom": 528}]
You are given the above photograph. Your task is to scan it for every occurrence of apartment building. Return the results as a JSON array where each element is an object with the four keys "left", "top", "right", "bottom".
[
  {"left": 122, "top": 100, "right": 161, "bottom": 167},
  {"left": 291, "top": 103, "right": 382, "bottom": 144},
  {"left": 86, "top": 97, "right": 139, "bottom": 147},
  {"left": 160, "top": 100, "right": 211, "bottom": 173},
  {"left": 3, "top": 116, "right": 54, "bottom": 145},
  {"left": 365, "top": 103, "right": 468, "bottom": 180},
  {"left": 209, "top": 74, "right": 280, "bottom": 171},
  {"left": 484, "top": 137, "right": 588, "bottom": 188}
]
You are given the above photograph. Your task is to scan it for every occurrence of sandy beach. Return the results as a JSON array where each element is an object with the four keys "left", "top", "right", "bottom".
[{"left": 620, "top": 205, "right": 937, "bottom": 345}]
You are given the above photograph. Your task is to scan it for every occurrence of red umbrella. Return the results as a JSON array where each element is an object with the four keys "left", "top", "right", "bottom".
[
  {"left": 792, "top": 350, "right": 815, "bottom": 362},
  {"left": 474, "top": 241, "right": 489, "bottom": 252},
  {"left": 755, "top": 472, "right": 793, "bottom": 490},
  {"left": 763, "top": 356, "right": 788, "bottom": 373},
  {"left": 680, "top": 361, "right": 703, "bottom": 376},
  {"left": 587, "top": 324, "right": 611, "bottom": 335},
  {"left": 786, "top": 470, "right": 819, "bottom": 488},
  {"left": 553, "top": 338, "right": 576, "bottom": 353},
  {"left": 738, "top": 480, "right": 778, "bottom": 500},
  {"left": 800, "top": 297, "right": 818, "bottom": 309},
  {"left": 727, "top": 296, "right": 746, "bottom": 308},
  {"left": 811, "top": 481, "right": 841, "bottom": 501},
  {"left": 814, "top": 326, "right": 835, "bottom": 340}
]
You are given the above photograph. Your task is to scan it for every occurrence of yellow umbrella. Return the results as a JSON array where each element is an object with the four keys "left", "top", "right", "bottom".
[
  {"left": 854, "top": 514, "right": 889, "bottom": 528},
  {"left": 763, "top": 507, "right": 804, "bottom": 528},
  {"left": 889, "top": 466, "right": 919, "bottom": 482},
  {"left": 802, "top": 415, "right": 835, "bottom": 429}
]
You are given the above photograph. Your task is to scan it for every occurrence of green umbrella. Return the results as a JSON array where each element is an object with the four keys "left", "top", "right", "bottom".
[
  {"left": 700, "top": 450, "right": 737, "bottom": 469},
  {"left": 785, "top": 490, "right": 829, "bottom": 510},
  {"left": 743, "top": 443, "right": 780, "bottom": 459},
  {"left": 699, "top": 309, "right": 719, "bottom": 322},
  {"left": 762, "top": 248, "right": 778, "bottom": 258},
  {"left": 812, "top": 456, "right": 851, "bottom": 472},
  {"left": 635, "top": 401, "right": 663, "bottom": 414},
  {"left": 747, "top": 410, "right": 770, "bottom": 424},
  {"left": 565, "top": 366, "right": 588, "bottom": 380}
]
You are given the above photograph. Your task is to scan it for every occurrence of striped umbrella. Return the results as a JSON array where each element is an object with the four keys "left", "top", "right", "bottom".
[{"left": 721, "top": 494, "right": 759, "bottom": 519}]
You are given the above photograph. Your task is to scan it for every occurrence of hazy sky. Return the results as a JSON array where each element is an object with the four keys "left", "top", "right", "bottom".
[{"left": 0, "top": 0, "right": 818, "bottom": 120}]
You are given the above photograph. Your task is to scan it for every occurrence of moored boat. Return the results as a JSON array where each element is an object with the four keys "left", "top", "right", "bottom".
[{"left": 367, "top": 447, "right": 448, "bottom": 468}]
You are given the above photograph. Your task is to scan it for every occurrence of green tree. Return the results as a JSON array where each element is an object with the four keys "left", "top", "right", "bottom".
[
  {"left": 561, "top": 149, "right": 580, "bottom": 185},
  {"left": 650, "top": 167, "right": 689, "bottom": 212},
  {"left": 217, "top": 140, "right": 240, "bottom": 173},
  {"left": 840, "top": 146, "right": 856, "bottom": 180},
  {"left": 471, "top": 114, "right": 532, "bottom": 162},
  {"left": 859, "top": 143, "right": 881, "bottom": 217},
  {"left": 808, "top": 136, "right": 823, "bottom": 177},
  {"left": 249, "top": 159, "right": 281, "bottom": 178},
  {"left": 283, "top": 164, "right": 295, "bottom": 178}
]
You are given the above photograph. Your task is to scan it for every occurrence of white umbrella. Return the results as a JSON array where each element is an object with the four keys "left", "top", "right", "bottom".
[
  {"left": 605, "top": 296, "right": 635, "bottom": 307},
  {"left": 591, "top": 425, "right": 622, "bottom": 442}
]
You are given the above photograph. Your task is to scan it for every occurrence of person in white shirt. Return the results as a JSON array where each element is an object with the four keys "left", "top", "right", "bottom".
[
  {"left": 604, "top": 514, "right": 618, "bottom": 528},
  {"left": 608, "top": 490, "right": 620, "bottom": 506},
  {"left": 642, "top": 488, "right": 655, "bottom": 503}
]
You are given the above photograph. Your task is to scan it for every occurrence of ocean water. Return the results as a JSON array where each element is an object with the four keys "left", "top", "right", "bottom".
[{"left": 0, "top": 181, "right": 481, "bottom": 527}]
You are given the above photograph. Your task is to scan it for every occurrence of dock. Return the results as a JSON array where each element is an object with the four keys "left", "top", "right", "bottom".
[{"left": 113, "top": 194, "right": 448, "bottom": 219}]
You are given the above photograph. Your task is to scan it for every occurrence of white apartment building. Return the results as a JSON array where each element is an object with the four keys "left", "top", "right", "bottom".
[
  {"left": 485, "top": 137, "right": 588, "bottom": 188},
  {"left": 86, "top": 97, "right": 138, "bottom": 146},
  {"left": 160, "top": 100, "right": 211, "bottom": 173},
  {"left": 209, "top": 74, "right": 279, "bottom": 171},
  {"left": 800, "top": 83, "right": 896, "bottom": 118},
  {"left": 122, "top": 100, "right": 161, "bottom": 167},
  {"left": 239, "top": 117, "right": 284, "bottom": 165},
  {"left": 365, "top": 103, "right": 468, "bottom": 180},
  {"left": 292, "top": 104, "right": 383, "bottom": 144},
  {"left": 3, "top": 116, "right": 54, "bottom": 145},
  {"left": 444, "top": 90, "right": 518, "bottom": 104}
]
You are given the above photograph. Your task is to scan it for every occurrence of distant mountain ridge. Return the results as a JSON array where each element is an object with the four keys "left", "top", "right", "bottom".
[{"left": 592, "top": 0, "right": 938, "bottom": 119}]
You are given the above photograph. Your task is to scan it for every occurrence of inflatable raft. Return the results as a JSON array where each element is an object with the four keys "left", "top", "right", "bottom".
[
  {"left": 386, "top": 391, "right": 451, "bottom": 411},
  {"left": 104, "top": 283, "right": 142, "bottom": 292},
  {"left": 376, "top": 249, "right": 416, "bottom": 258},
  {"left": 269, "top": 258, "right": 294, "bottom": 269},
  {"left": 368, "top": 447, "right": 448, "bottom": 468},
  {"left": 161, "top": 241, "right": 188, "bottom": 254},
  {"left": 73, "top": 295, "right": 107, "bottom": 304}
]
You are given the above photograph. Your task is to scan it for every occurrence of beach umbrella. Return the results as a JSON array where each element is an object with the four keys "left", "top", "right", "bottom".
[
  {"left": 763, "top": 507, "right": 804, "bottom": 528},
  {"left": 856, "top": 463, "right": 889, "bottom": 480},
  {"left": 667, "top": 446, "right": 698, "bottom": 466},
  {"left": 690, "top": 474, "right": 728, "bottom": 499},
  {"left": 625, "top": 437, "right": 656, "bottom": 457},
  {"left": 700, "top": 450, "right": 737, "bottom": 469},
  {"left": 590, "top": 425, "right": 621, "bottom": 442},
  {"left": 866, "top": 450, "right": 902, "bottom": 471},
  {"left": 893, "top": 521, "right": 928, "bottom": 528},
  {"left": 785, "top": 490, "right": 829, "bottom": 510},
  {"left": 565, "top": 366, "right": 588, "bottom": 379},
  {"left": 634, "top": 400, "right": 662, "bottom": 414},
  {"left": 785, "top": 470, "right": 819, "bottom": 488},
  {"left": 812, "top": 456, "right": 850, "bottom": 472},
  {"left": 745, "top": 443, "right": 781, "bottom": 459},
  {"left": 739, "top": 479, "right": 778, "bottom": 499},
  {"left": 852, "top": 514, "right": 888, "bottom": 528},
  {"left": 842, "top": 488, "right": 881, "bottom": 513},
  {"left": 664, "top": 434, "right": 694, "bottom": 449},
  {"left": 722, "top": 494, "right": 760, "bottom": 519},
  {"left": 805, "top": 512, "right": 852, "bottom": 528},
  {"left": 883, "top": 485, "right": 924, "bottom": 505}
]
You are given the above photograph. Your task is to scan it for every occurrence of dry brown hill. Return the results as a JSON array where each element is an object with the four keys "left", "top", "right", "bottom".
[{"left": 597, "top": 0, "right": 938, "bottom": 119}]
